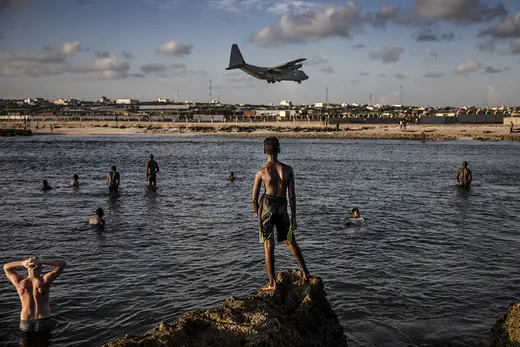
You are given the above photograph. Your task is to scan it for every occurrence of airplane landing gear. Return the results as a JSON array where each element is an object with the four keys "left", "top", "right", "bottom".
[{"left": 297, "top": 81, "right": 301, "bottom": 84}]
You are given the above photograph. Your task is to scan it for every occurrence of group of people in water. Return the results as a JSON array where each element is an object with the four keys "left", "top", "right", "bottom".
[{"left": 4, "top": 136, "right": 475, "bottom": 335}]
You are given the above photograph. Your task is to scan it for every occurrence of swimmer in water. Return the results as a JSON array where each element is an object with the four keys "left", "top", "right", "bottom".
[
  {"left": 345, "top": 208, "right": 365, "bottom": 226},
  {"left": 457, "top": 161, "right": 472, "bottom": 188},
  {"left": 41, "top": 180, "right": 53, "bottom": 191},
  {"left": 71, "top": 174, "right": 79, "bottom": 187},
  {"left": 107, "top": 166, "right": 120, "bottom": 193},
  {"left": 89, "top": 207, "right": 105, "bottom": 227},
  {"left": 226, "top": 171, "right": 235, "bottom": 181},
  {"left": 3, "top": 257, "right": 66, "bottom": 333},
  {"left": 146, "top": 154, "right": 160, "bottom": 188},
  {"left": 252, "top": 137, "right": 311, "bottom": 291}
]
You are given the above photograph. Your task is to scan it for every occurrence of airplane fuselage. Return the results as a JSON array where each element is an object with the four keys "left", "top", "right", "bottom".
[{"left": 239, "top": 64, "right": 308, "bottom": 84}]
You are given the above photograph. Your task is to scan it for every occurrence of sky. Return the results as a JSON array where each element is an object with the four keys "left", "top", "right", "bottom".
[{"left": 1, "top": 0, "right": 520, "bottom": 106}]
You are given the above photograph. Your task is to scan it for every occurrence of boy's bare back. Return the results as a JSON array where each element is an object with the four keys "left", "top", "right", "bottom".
[{"left": 256, "top": 161, "right": 294, "bottom": 198}]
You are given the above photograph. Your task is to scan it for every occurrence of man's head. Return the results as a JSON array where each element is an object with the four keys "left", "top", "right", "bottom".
[
  {"left": 96, "top": 207, "right": 104, "bottom": 217},
  {"left": 463, "top": 161, "right": 468, "bottom": 168},
  {"left": 230, "top": 171, "right": 234, "bottom": 176},
  {"left": 24, "top": 257, "right": 41, "bottom": 277},
  {"left": 150, "top": 154, "right": 154, "bottom": 160},
  {"left": 264, "top": 137, "right": 280, "bottom": 156},
  {"left": 73, "top": 174, "right": 78, "bottom": 180},
  {"left": 352, "top": 208, "right": 360, "bottom": 218},
  {"left": 42, "top": 180, "right": 48, "bottom": 186},
  {"left": 111, "top": 165, "right": 116, "bottom": 171}
]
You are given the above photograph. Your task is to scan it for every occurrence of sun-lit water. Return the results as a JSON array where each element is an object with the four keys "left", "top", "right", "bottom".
[{"left": 0, "top": 136, "right": 519, "bottom": 347}]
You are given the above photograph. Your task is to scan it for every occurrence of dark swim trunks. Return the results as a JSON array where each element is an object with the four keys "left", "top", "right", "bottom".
[
  {"left": 20, "top": 317, "right": 56, "bottom": 332},
  {"left": 108, "top": 184, "right": 118, "bottom": 193},
  {"left": 258, "top": 194, "right": 294, "bottom": 243},
  {"left": 147, "top": 173, "right": 156, "bottom": 184}
]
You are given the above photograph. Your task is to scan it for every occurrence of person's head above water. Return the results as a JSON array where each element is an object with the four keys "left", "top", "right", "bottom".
[
  {"left": 149, "top": 154, "right": 154, "bottom": 160},
  {"left": 352, "top": 208, "right": 360, "bottom": 218},
  {"left": 264, "top": 137, "right": 280, "bottom": 156},
  {"left": 463, "top": 161, "right": 468, "bottom": 168},
  {"left": 96, "top": 207, "right": 104, "bottom": 217},
  {"left": 73, "top": 174, "right": 78, "bottom": 180},
  {"left": 23, "top": 256, "right": 41, "bottom": 277},
  {"left": 42, "top": 180, "right": 48, "bottom": 186},
  {"left": 111, "top": 165, "right": 116, "bottom": 171},
  {"left": 230, "top": 171, "right": 234, "bottom": 176}
]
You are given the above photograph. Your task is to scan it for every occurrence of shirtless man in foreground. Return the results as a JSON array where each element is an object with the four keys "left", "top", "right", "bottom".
[
  {"left": 3, "top": 257, "right": 66, "bottom": 332},
  {"left": 146, "top": 155, "right": 160, "bottom": 188},
  {"left": 457, "top": 161, "right": 472, "bottom": 188},
  {"left": 252, "top": 137, "right": 311, "bottom": 291}
]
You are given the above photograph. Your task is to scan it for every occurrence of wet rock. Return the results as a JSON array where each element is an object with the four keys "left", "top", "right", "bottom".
[
  {"left": 491, "top": 302, "right": 520, "bottom": 347},
  {"left": 102, "top": 269, "right": 347, "bottom": 347}
]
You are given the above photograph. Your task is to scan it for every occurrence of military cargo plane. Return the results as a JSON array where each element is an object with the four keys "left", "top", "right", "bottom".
[{"left": 225, "top": 44, "right": 308, "bottom": 84}]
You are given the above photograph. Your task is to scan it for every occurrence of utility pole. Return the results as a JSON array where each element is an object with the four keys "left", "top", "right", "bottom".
[
  {"left": 326, "top": 86, "right": 328, "bottom": 105},
  {"left": 400, "top": 85, "right": 403, "bottom": 106},
  {"left": 209, "top": 79, "right": 212, "bottom": 104},
  {"left": 370, "top": 93, "right": 372, "bottom": 106},
  {"left": 177, "top": 88, "right": 180, "bottom": 102}
]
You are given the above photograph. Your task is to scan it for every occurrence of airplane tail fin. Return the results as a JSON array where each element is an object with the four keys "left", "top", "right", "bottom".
[{"left": 226, "top": 44, "right": 246, "bottom": 70}]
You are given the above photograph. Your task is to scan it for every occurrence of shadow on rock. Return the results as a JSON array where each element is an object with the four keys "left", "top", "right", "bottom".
[
  {"left": 491, "top": 302, "right": 520, "bottom": 347},
  {"left": 102, "top": 269, "right": 347, "bottom": 347}
]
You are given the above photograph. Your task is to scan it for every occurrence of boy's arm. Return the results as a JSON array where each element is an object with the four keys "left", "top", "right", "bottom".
[
  {"left": 252, "top": 171, "right": 262, "bottom": 214},
  {"left": 42, "top": 259, "right": 66, "bottom": 285},
  {"left": 288, "top": 167, "right": 297, "bottom": 230},
  {"left": 3, "top": 261, "right": 24, "bottom": 287}
]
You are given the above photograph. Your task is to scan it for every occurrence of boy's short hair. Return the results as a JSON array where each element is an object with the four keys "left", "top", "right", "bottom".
[
  {"left": 352, "top": 208, "right": 360, "bottom": 214},
  {"left": 264, "top": 137, "right": 280, "bottom": 155}
]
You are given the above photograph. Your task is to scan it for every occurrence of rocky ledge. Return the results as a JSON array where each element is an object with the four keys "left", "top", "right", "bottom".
[
  {"left": 491, "top": 302, "right": 520, "bottom": 347},
  {"left": 102, "top": 269, "right": 347, "bottom": 347}
]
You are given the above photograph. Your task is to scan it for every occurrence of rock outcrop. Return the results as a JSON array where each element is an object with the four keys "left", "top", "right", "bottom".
[
  {"left": 102, "top": 269, "right": 347, "bottom": 347},
  {"left": 491, "top": 302, "right": 520, "bottom": 347}
]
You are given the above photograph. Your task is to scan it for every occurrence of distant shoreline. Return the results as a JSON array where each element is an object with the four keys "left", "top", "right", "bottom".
[{"left": 2, "top": 121, "right": 519, "bottom": 141}]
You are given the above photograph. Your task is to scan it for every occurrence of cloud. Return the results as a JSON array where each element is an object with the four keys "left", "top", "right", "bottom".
[
  {"left": 359, "top": 71, "right": 370, "bottom": 76},
  {"left": 122, "top": 50, "right": 135, "bottom": 59},
  {"left": 475, "top": 38, "right": 497, "bottom": 52},
  {"left": 140, "top": 63, "right": 167, "bottom": 74},
  {"left": 320, "top": 66, "right": 334, "bottom": 73},
  {"left": 414, "top": 0, "right": 508, "bottom": 24},
  {"left": 371, "top": 4, "right": 400, "bottom": 28},
  {"left": 429, "top": 51, "right": 438, "bottom": 59},
  {"left": 394, "top": 73, "right": 406, "bottom": 79},
  {"left": 0, "top": 41, "right": 84, "bottom": 77},
  {"left": 228, "top": 75, "right": 254, "bottom": 83},
  {"left": 156, "top": 40, "right": 194, "bottom": 56},
  {"left": 0, "top": 0, "right": 32, "bottom": 13},
  {"left": 95, "top": 50, "right": 111, "bottom": 58},
  {"left": 145, "top": 0, "right": 179, "bottom": 10},
  {"left": 369, "top": 47, "right": 404, "bottom": 63},
  {"left": 267, "top": 1, "right": 318, "bottom": 15},
  {"left": 415, "top": 29, "right": 455, "bottom": 42},
  {"left": 352, "top": 44, "right": 365, "bottom": 48},
  {"left": 510, "top": 38, "right": 520, "bottom": 54},
  {"left": 487, "top": 84, "right": 501, "bottom": 105},
  {"left": 250, "top": 2, "right": 364, "bottom": 45},
  {"left": 68, "top": 56, "right": 130, "bottom": 79},
  {"left": 484, "top": 66, "right": 502, "bottom": 73},
  {"left": 130, "top": 73, "right": 146, "bottom": 78},
  {"left": 209, "top": 0, "right": 264, "bottom": 12},
  {"left": 305, "top": 55, "right": 329, "bottom": 66},
  {"left": 480, "top": 12, "right": 520, "bottom": 38},
  {"left": 424, "top": 71, "right": 445, "bottom": 78},
  {"left": 454, "top": 59, "right": 480, "bottom": 75}
]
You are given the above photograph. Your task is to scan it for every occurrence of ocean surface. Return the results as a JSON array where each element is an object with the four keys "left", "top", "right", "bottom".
[{"left": 0, "top": 136, "right": 519, "bottom": 347}]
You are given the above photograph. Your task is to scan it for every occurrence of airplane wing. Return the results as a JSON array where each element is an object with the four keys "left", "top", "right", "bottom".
[{"left": 266, "top": 58, "right": 306, "bottom": 72}]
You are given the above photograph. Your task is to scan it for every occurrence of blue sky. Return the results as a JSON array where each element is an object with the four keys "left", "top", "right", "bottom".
[{"left": 1, "top": 0, "right": 520, "bottom": 106}]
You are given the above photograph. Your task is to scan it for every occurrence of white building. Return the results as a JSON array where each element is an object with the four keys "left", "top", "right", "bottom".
[
  {"left": 157, "top": 98, "right": 170, "bottom": 103},
  {"left": 280, "top": 110, "right": 297, "bottom": 118},
  {"left": 314, "top": 103, "right": 325, "bottom": 108},
  {"left": 116, "top": 99, "right": 139, "bottom": 105},
  {"left": 53, "top": 98, "right": 67, "bottom": 105},
  {"left": 280, "top": 100, "right": 292, "bottom": 106}
]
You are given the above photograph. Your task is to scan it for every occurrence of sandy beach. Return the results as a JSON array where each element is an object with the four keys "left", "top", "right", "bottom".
[{"left": 2, "top": 121, "right": 519, "bottom": 141}]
